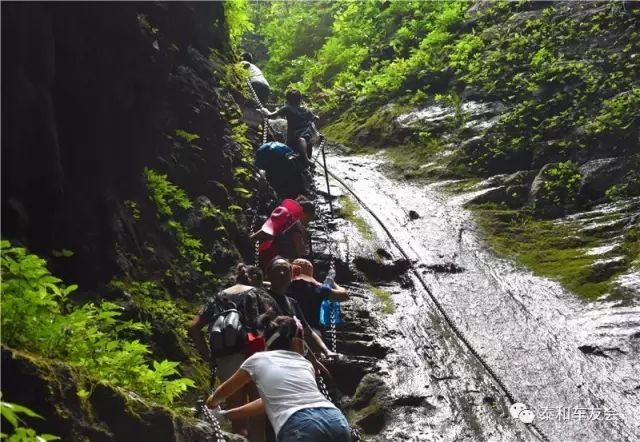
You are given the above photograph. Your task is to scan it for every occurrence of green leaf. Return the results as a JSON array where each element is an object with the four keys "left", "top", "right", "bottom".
[{"left": 175, "top": 129, "right": 200, "bottom": 143}]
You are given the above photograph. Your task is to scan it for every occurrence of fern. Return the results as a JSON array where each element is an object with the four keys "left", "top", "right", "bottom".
[{"left": 0, "top": 241, "right": 194, "bottom": 406}]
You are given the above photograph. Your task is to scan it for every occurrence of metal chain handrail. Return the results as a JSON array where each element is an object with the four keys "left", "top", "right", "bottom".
[
  {"left": 199, "top": 403, "right": 227, "bottom": 442},
  {"left": 316, "top": 370, "right": 361, "bottom": 441},
  {"left": 246, "top": 80, "right": 268, "bottom": 145}
]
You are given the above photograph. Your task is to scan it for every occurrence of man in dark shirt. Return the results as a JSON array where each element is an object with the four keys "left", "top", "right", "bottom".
[
  {"left": 286, "top": 258, "right": 349, "bottom": 331},
  {"left": 259, "top": 89, "right": 319, "bottom": 166},
  {"left": 262, "top": 257, "right": 337, "bottom": 442},
  {"left": 263, "top": 256, "right": 332, "bottom": 356}
]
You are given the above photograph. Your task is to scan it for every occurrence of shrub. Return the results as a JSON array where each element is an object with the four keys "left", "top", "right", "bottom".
[
  {"left": 537, "top": 161, "right": 582, "bottom": 208},
  {"left": 0, "top": 241, "right": 194, "bottom": 405},
  {"left": 0, "top": 395, "right": 60, "bottom": 441}
]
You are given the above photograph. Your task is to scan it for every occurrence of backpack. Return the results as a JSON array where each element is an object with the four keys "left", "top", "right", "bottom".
[{"left": 207, "top": 295, "right": 247, "bottom": 356}]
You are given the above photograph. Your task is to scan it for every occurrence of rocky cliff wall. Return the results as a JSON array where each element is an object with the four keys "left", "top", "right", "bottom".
[
  {"left": 2, "top": 2, "right": 257, "bottom": 292},
  {"left": 1, "top": 3, "right": 263, "bottom": 439}
]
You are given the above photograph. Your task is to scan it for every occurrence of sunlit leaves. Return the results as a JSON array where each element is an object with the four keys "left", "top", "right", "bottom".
[{"left": 0, "top": 242, "right": 194, "bottom": 406}]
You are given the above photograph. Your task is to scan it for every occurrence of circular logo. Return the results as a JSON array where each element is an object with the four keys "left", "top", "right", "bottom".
[
  {"left": 519, "top": 409, "right": 535, "bottom": 423},
  {"left": 509, "top": 402, "right": 535, "bottom": 423},
  {"left": 509, "top": 403, "right": 527, "bottom": 418}
]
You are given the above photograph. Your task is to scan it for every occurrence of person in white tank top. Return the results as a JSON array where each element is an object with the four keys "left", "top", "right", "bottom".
[{"left": 206, "top": 316, "right": 350, "bottom": 441}]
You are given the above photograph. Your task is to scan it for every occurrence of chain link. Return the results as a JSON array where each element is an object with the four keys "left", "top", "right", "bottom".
[
  {"left": 199, "top": 404, "right": 227, "bottom": 442},
  {"left": 316, "top": 371, "right": 361, "bottom": 441},
  {"left": 246, "top": 80, "right": 269, "bottom": 145},
  {"left": 311, "top": 154, "right": 341, "bottom": 354}
]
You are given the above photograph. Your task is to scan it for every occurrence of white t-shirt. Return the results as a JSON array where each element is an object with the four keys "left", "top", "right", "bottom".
[
  {"left": 241, "top": 61, "right": 269, "bottom": 86},
  {"left": 240, "top": 350, "right": 336, "bottom": 436}
]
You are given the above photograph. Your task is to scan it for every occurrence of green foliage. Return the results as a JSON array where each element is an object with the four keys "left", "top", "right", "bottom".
[
  {"left": 125, "top": 200, "right": 141, "bottom": 220},
  {"left": 231, "top": 121, "right": 254, "bottom": 164},
  {"left": 224, "top": 0, "right": 253, "bottom": 47},
  {"left": 175, "top": 129, "right": 200, "bottom": 143},
  {"left": 585, "top": 88, "right": 640, "bottom": 135},
  {"left": 605, "top": 154, "right": 640, "bottom": 201},
  {"left": 250, "top": 1, "right": 639, "bottom": 178},
  {"left": 252, "top": 1, "right": 467, "bottom": 111},
  {"left": 144, "top": 168, "right": 212, "bottom": 274},
  {"left": 449, "top": 2, "right": 640, "bottom": 172},
  {"left": 1, "top": 395, "right": 60, "bottom": 441},
  {"left": 339, "top": 194, "right": 374, "bottom": 241},
  {"left": 537, "top": 161, "right": 582, "bottom": 207},
  {"left": 0, "top": 241, "right": 194, "bottom": 406},
  {"left": 473, "top": 207, "right": 632, "bottom": 300},
  {"left": 366, "top": 284, "right": 395, "bottom": 314},
  {"left": 144, "top": 168, "right": 192, "bottom": 217}
]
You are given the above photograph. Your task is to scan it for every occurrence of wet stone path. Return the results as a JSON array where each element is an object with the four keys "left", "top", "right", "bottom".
[{"left": 313, "top": 151, "right": 640, "bottom": 442}]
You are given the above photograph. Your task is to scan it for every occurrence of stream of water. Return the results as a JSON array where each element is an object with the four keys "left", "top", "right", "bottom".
[{"left": 325, "top": 152, "right": 640, "bottom": 442}]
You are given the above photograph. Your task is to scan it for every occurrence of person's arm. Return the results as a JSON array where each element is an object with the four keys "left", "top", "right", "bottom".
[
  {"left": 224, "top": 398, "right": 265, "bottom": 420},
  {"left": 305, "top": 349, "right": 333, "bottom": 382},
  {"left": 292, "top": 299, "right": 331, "bottom": 356},
  {"left": 206, "top": 368, "right": 252, "bottom": 409},
  {"left": 306, "top": 325, "right": 331, "bottom": 356},
  {"left": 259, "top": 106, "right": 285, "bottom": 119},
  {"left": 250, "top": 230, "right": 272, "bottom": 243},
  {"left": 318, "top": 279, "right": 348, "bottom": 302},
  {"left": 328, "top": 284, "right": 348, "bottom": 302},
  {"left": 188, "top": 307, "right": 211, "bottom": 363}
]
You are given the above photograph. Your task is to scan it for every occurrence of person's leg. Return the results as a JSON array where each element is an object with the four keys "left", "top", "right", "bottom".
[
  {"left": 296, "top": 138, "right": 310, "bottom": 166},
  {"left": 305, "top": 134, "right": 313, "bottom": 159}
]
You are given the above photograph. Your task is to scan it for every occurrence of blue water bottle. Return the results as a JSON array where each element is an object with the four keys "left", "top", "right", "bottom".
[{"left": 319, "top": 267, "right": 341, "bottom": 326}]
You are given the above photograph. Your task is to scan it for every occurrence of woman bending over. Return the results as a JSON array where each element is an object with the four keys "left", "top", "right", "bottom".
[{"left": 206, "top": 316, "right": 350, "bottom": 442}]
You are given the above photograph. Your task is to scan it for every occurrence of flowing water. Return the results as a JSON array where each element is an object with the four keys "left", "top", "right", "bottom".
[{"left": 322, "top": 152, "right": 640, "bottom": 442}]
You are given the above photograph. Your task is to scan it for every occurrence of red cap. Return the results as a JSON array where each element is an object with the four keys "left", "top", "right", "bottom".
[
  {"left": 281, "top": 199, "right": 303, "bottom": 221},
  {"left": 261, "top": 206, "right": 295, "bottom": 236}
]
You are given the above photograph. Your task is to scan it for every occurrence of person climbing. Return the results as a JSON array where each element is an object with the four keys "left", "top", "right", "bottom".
[
  {"left": 287, "top": 258, "right": 348, "bottom": 333},
  {"left": 188, "top": 263, "right": 276, "bottom": 442},
  {"left": 255, "top": 141, "right": 308, "bottom": 198},
  {"left": 259, "top": 88, "right": 319, "bottom": 166},
  {"left": 251, "top": 197, "right": 314, "bottom": 268},
  {"left": 205, "top": 316, "right": 351, "bottom": 442},
  {"left": 275, "top": 196, "right": 314, "bottom": 260},
  {"left": 241, "top": 52, "right": 270, "bottom": 107},
  {"left": 261, "top": 257, "right": 334, "bottom": 358}
]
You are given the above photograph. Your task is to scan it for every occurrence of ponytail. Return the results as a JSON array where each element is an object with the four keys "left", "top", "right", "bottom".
[{"left": 261, "top": 316, "right": 300, "bottom": 351}]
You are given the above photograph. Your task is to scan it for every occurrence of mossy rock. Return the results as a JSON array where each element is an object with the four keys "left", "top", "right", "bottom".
[
  {"left": 347, "top": 373, "right": 390, "bottom": 435},
  {"left": 1, "top": 347, "right": 217, "bottom": 442}
]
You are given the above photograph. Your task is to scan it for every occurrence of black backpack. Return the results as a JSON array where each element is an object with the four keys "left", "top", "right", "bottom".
[{"left": 207, "top": 295, "right": 247, "bottom": 356}]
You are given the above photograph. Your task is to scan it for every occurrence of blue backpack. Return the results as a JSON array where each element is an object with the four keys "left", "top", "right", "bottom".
[{"left": 255, "top": 142, "right": 296, "bottom": 170}]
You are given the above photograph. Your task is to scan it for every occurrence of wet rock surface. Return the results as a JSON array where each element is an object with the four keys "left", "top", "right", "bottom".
[
  {"left": 352, "top": 255, "right": 411, "bottom": 281},
  {"left": 318, "top": 152, "right": 640, "bottom": 441}
]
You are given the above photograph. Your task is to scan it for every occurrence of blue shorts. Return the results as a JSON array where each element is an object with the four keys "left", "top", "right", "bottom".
[{"left": 277, "top": 407, "right": 350, "bottom": 442}]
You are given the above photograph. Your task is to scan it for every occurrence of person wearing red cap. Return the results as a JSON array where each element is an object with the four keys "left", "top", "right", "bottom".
[{"left": 251, "top": 197, "right": 315, "bottom": 268}]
